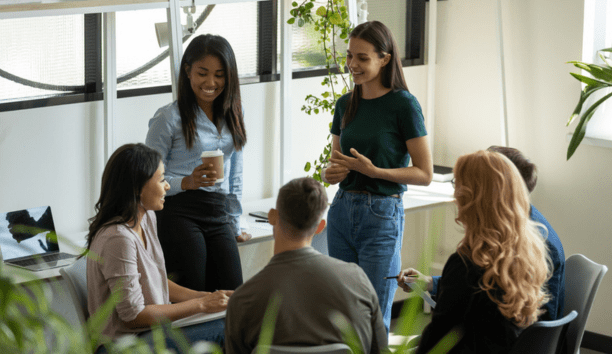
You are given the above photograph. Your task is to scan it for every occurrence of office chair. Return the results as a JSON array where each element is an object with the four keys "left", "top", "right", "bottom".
[
  {"left": 562, "top": 254, "right": 608, "bottom": 354},
  {"left": 508, "top": 310, "right": 577, "bottom": 354},
  {"left": 252, "top": 343, "right": 353, "bottom": 354},
  {"left": 59, "top": 256, "right": 89, "bottom": 325}
]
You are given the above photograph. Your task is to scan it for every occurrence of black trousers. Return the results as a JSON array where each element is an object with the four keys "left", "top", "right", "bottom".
[{"left": 156, "top": 190, "right": 243, "bottom": 292}]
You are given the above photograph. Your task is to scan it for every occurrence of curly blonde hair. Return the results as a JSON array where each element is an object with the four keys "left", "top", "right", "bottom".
[{"left": 454, "top": 150, "right": 551, "bottom": 327}]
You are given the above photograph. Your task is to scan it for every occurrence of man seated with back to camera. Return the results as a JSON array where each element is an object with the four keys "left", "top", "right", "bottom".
[
  {"left": 398, "top": 146, "right": 565, "bottom": 321},
  {"left": 224, "top": 177, "right": 388, "bottom": 353}
]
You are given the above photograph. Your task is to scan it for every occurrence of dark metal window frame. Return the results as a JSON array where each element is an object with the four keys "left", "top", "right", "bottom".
[{"left": 0, "top": 0, "right": 426, "bottom": 113}]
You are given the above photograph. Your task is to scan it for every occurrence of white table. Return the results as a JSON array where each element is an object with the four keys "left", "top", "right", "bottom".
[{"left": 6, "top": 182, "right": 454, "bottom": 285}]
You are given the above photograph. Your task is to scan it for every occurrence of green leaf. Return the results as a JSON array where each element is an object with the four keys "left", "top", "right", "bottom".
[
  {"left": 329, "top": 13, "right": 342, "bottom": 25},
  {"left": 292, "top": 1, "right": 297, "bottom": 6},
  {"left": 599, "top": 47, "right": 612, "bottom": 53},
  {"left": 316, "top": 6, "right": 327, "bottom": 17},
  {"left": 567, "top": 85, "right": 606, "bottom": 126},
  {"left": 304, "top": 162, "right": 311, "bottom": 172},
  {"left": 567, "top": 90, "right": 612, "bottom": 159},
  {"left": 287, "top": 18, "right": 295, "bottom": 25},
  {"left": 298, "top": 18, "right": 305, "bottom": 27},
  {"left": 321, "top": 91, "right": 330, "bottom": 98},
  {"left": 569, "top": 72, "right": 610, "bottom": 87},
  {"left": 569, "top": 61, "right": 612, "bottom": 82}
]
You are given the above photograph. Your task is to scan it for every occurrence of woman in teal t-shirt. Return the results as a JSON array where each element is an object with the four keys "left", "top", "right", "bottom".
[{"left": 324, "top": 21, "right": 433, "bottom": 332}]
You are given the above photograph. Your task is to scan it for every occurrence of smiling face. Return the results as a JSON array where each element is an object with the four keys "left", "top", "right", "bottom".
[
  {"left": 346, "top": 37, "right": 390, "bottom": 89},
  {"left": 187, "top": 55, "right": 226, "bottom": 111},
  {"left": 140, "top": 162, "right": 170, "bottom": 212}
]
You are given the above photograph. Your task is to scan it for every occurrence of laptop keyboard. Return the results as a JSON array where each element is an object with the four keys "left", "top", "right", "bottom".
[{"left": 9, "top": 253, "right": 75, "bottom": 267}]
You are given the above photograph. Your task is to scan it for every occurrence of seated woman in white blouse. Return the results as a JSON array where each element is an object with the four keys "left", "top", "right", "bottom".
[{"left": 85, "top": 143, "right": 232, "bottom": 352}]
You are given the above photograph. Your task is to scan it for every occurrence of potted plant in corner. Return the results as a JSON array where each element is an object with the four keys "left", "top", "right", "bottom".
[{"left": 567, "top": 47, "right": 612, "bottom": 160}]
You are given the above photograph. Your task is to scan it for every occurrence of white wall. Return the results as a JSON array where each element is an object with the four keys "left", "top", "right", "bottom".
[{"left": 433, "top": 0, "right": 612, "bottom": 336}]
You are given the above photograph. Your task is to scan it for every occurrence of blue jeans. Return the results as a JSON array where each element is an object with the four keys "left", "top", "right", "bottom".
[
  {"left": 95, "top": 318, "right": 225, "bottom": 353},
  {"left": 327, "top": 190, "right": 404, "bottom": 333}
]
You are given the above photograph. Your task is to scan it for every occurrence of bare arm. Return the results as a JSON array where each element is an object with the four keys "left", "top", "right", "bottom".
[
  {"left": 329, "top": 135, "right": 433, "bottom": 186},
  {"left": 168, "top": 279, "right": 208, "bottom": 303},
  {"left": 124, "top": 290, "right": 232, "bottom": 329}
]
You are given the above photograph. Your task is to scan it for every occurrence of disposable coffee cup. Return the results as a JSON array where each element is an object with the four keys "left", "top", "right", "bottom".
[{"left": 201, "top": 149, "right": 224, "bottom": 183}]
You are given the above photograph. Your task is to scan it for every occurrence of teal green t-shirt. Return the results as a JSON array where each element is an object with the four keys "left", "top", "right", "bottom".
[{"left": 330, "top": 89, "right": 427, "bottom": 196}]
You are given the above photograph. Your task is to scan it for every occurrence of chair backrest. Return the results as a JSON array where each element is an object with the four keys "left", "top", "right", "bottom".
[
  {"left": 563, "top": 254, "right": 608, "bottom": 354},
  {"left": 509, "top": 310, "right": 578, "bottom": 354},
  {"left": 252, "top": 343, "right": 353, "bottom": 354},
  {"left": 59, "top": 256, "right": 89, "bottom": 325}
]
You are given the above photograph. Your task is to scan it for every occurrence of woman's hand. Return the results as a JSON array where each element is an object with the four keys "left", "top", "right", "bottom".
[
  {"left": 181, "top": 163, "right": 218, "bottom": 190},
  {"left": 199, "top": 290, "right": 234, "bottom": 313},
  {"left": 329, "top": 148, "right": 379, "bottom": 179},
  {"left": 323, "top": 162, "right": 350, "bottom": 185},
  {"left": 397, "top": 268, "right": 433, "bottom": 293},
  {"left": 235, "top": 231, "right": 252, "bottom": 242}
]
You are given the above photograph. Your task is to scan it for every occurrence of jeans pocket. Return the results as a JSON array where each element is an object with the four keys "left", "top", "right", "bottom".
[{"left": 368, "top": 197, "right": 397, "bottom": 220}]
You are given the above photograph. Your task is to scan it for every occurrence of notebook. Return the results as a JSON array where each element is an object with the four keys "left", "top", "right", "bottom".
[{"left": 0, "top": 206, "right": 77, "bottom": 271}]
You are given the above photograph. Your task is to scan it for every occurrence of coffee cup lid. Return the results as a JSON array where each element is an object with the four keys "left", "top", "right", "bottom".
[{"left": 201, "top": 149, "right": 223, "bottom": 157}]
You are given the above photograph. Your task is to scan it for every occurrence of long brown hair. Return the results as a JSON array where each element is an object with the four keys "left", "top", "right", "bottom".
[
  {"left": 85, "top": 144, "right": 161, "bottom": 254},
  {"left": 342, "top": 21, "right": 408, "bottom": 129},
  {"left": 177, "top": 34, "right": 247, "bottom": 150},
  {"left": 454, "top": 150, "right": 551, "bottom": 327}
]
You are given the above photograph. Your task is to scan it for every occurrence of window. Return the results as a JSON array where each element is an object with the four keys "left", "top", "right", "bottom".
[
  {"left": 0, "top": 0, "right": 425, "bottom": 111},
  {"left": 0, "top": 14, "right": 86, "bottom": 103},
  {"left": 290, "top": 0, "right": 426, "bottom": 77},
  {"left": 578, "top": 0, "right": 612, "bottom": 144}
]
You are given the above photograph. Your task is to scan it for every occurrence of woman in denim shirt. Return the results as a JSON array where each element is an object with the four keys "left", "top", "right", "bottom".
[{"left": 146, "top": 34, "right": 249, "bottom": 293}]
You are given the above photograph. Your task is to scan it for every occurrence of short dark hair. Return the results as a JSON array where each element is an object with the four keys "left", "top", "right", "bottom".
[
  {"left": 276, "top": 177, "right": 328, "bottom": 234},
  {"left": 487, "top": 146, "right": 538, "bottom": 193},
  {"left": 85, "top": 143, "right": 161, "bottom": 253}
]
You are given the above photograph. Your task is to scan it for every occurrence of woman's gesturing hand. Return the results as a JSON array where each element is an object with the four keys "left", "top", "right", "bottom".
[
  {"left": 199, "top": 290, "right": 233, "bottom": 313},
  {"left": 329, "top": 148, "right": 379, "bottom": 179},
  {"left": 323, "top": 162, "right": 350, "bottom": 185},
  {"left": 182, "top": 163, "right": 218, "bottom": 190}
]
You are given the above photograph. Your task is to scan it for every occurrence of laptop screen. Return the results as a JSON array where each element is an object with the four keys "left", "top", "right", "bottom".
[{"left": 0, "top": 206, "right": 60, "bottom": 261}]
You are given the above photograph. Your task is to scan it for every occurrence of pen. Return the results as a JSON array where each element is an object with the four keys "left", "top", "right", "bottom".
[
  {"left": 383, "top": 275, "right": 418, "bottom": 280},
  {"left": 255, "top": 219, "right": 268, "bottom": 223}
]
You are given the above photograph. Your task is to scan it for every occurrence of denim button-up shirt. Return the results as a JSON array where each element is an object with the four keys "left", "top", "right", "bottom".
[{"left": 145, "top": 102, "right": 243, "bottom": 233}]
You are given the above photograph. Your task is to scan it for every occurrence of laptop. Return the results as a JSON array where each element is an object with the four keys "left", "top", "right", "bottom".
[{"left": 0, "top": 206, "right": 77, "bottom": 271}]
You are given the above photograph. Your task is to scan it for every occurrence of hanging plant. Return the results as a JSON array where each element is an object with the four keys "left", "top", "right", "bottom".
[{"left": 288, "top": 0, "right": 353, "bottom": 185}]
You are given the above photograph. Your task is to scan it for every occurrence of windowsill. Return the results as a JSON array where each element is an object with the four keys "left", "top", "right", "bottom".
[{"left": 566, "top": 133, "right": 612, "bottom": 149}]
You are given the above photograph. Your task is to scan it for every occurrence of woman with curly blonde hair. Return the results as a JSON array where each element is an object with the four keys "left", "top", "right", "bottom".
[{"left": 414, "top": 150, "right": 551, "bottom": 353}]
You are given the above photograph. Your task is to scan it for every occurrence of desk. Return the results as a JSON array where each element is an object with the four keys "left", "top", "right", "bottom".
[{"left": 6, "top": 182, "right": 454, "bottom": 285}]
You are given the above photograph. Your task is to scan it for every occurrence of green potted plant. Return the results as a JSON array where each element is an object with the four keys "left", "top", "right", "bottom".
[{"left": 567, "top": 47, "right": 612, "bottom": 160}]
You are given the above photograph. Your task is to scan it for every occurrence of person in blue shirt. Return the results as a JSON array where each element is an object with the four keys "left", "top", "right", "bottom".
[
  {"left": 398, "top": 146, "right": 565, "bottom": 321},
  {"left": 146, "top": 34, "right": 250, "bottom": 293}
]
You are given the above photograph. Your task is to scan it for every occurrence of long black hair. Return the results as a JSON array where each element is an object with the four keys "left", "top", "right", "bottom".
[
  {"left": 85, "top": 143, "right": 161, "bottom": 252},
  {"left": 177, "top": 34, "right": 247, "bottom": 151},
  {"left": 342, "top": 21, "right": 409, "bottom": 128}
]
